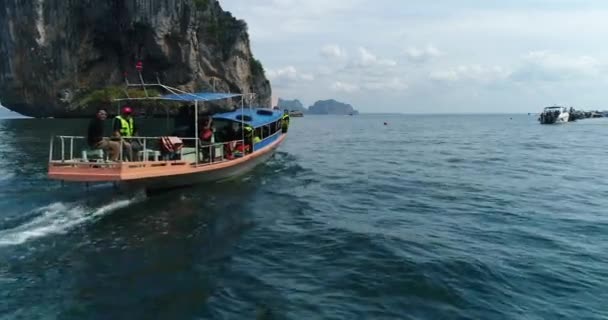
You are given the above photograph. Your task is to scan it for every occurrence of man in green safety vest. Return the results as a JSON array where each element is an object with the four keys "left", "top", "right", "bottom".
[
  {"left": 244, "top": 124, "right": 254, "bottom": 153},
  {"left": 282, "top": 109, "right": 290, "bottom": 133},
  {"left": 113, "top": 106, "right": 141, "bottom": 161}
]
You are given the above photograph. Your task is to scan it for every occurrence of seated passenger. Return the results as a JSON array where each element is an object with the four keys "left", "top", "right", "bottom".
[
  {"left": 112, "top": 106, "right": 142, "bottom": 161},
  {"left": 87, "top": 108, "right": 119, "bottom": 161},
  {"left": 219, "top": 123, "right": 238, "bottom": 160},
  {"left": 232, "top": 123, "right": 253, "bottom": 156},
  {"left": 242, "top": 124, "right": 254, "bottom": 153},
  {"left": 199, "top": 117, "right": 215, "bottom": 162}
]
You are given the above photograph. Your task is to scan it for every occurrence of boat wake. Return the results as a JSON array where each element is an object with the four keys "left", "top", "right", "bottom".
[
  {"left": 0, "top": 195, "right": 142, "bottom": 247},
  {"left": 0, "top": 172, "right": 15, "bottom": 182}
]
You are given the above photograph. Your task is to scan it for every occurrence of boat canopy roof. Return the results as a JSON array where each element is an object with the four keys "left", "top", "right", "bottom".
[
  {"left": 213, "top": 108, "right": 283, "bottom": 128},
  {"left": 112, "top": 86, "right": 242, "bottom": 102},
  {"left": 161, "top": 92, "right": 242, "bottom": 102}
]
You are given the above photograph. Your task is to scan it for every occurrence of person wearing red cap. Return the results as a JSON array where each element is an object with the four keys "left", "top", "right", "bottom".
[{"left": 113, "top": 105, "right": 140, "bottom": 161}]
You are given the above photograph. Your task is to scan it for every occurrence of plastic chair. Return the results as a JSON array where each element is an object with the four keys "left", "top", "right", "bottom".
[{"left": 82, "top": 149, "right": 105, "bottom": 162}]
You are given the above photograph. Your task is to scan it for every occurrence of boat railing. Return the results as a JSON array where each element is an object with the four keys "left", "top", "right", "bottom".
[{"left": 49, "top": 135, "right": 245, "bottom": 166}]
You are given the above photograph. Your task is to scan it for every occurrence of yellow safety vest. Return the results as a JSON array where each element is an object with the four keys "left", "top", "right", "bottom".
[
  {"left": 244, "top": 125, "right": 253, "bottom": 137},
  {"left": 116, "top": 116, "right": 134, "bottom": 137},
  {"left": 253, "top": 136, "right": 261, "bottom": 143}
]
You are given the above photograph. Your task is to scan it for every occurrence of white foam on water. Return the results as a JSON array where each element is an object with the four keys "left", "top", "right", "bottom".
[
  {"left": 0, "top": 197, "right": 140, "bottom": 247},
  {"left": 0, "top": 172, "right": 15, "bottom": 182}
]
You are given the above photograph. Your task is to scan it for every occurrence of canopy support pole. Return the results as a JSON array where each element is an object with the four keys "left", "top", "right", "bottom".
[
  {"left": 249, "top": 94, "right": 253, "bottom": 152},
  {"left": 195, "top": 100, "right": 199, "bottom": 164},
  {"left": 138, "top": 70, "right": 148, "bottom": 97},
  {"left": 241, "top": 98, "right": 245, "bottom": 153}
]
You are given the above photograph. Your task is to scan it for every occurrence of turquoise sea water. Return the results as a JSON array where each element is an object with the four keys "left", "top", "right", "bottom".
[{"left": 0, "top": 114, "right": 607, "bottom": 319}]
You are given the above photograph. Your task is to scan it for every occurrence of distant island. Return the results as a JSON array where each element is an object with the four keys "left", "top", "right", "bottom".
[
  {"left": 277, "top": 98, "right": 359, "bottom": 115},
  {"left": 277, "top": 98, "right": 307, "bottom": 113},
  {"left": 308, "top": 99, "right": 359, "bottom": 115}
]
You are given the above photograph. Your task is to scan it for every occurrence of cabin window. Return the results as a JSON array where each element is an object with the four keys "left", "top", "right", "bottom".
[
  {"left": 272, "top": 121, "right": 279, "bottom": 134},
  {"left": 262, "top": 125, "right": 270, "bottom": 138}
]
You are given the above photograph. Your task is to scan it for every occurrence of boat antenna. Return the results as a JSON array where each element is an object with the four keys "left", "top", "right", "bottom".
[
  {"left": 122, "top": 72, "right": 132, "bottom": 100},
  {"left": 136, "top": 60, "right": 148, "bottom": 98}
]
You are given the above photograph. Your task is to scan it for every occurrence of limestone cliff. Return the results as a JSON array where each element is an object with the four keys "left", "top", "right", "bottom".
[{"left": 0, "top": 0, "right": 271, "bottom": 117}]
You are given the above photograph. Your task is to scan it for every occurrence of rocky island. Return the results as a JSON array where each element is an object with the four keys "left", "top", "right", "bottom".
[
  {"left": 308, "top": 99, "right": 358, "bottom": 115},
  {"left": 0, "top": 0, "right": 270, "bottom": 118},
  {"left": 277, "top": 98, "right": 359, "bottom": 115},
  {"left": 277, "top": 98, "right": 307, "bottom": 113}
]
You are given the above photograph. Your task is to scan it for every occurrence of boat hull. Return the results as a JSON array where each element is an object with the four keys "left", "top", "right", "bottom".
[
  {"left": 539, "top": 112, "right": 569, "bottom": 124},
  {"left": 48, "top": 134, "right": 287, "bottom": 191},
  {"left": 123, "top": 146, "right": 276, "bottom": 191}
]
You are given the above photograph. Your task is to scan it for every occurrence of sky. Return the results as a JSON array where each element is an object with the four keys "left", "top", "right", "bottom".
[
  {"left": 220, "top": 0, "right": 608, "bottom": 113},
  {"left": 0, "top": 105, "right": 28, "bottom": 118}
]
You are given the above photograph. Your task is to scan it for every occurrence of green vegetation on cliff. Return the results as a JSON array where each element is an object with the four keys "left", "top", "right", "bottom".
[
  {"left": 193, "top": 0, "right": 210, "bottom": 11},
  {"left": 76, "top": 86, "right": 178, "bottom": 111}
]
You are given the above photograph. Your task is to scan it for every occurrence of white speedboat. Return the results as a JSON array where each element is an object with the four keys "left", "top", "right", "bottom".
[{"left": 539, "top": 106, "right": 569, "bottom": 124}]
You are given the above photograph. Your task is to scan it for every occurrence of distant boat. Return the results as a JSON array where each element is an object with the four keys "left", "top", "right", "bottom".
[
  {"left": 289, "top": 110, "right": 304, "bottom": 117},
  {"left": 539, "top": 106, "right": 569, "bottom": 124}
]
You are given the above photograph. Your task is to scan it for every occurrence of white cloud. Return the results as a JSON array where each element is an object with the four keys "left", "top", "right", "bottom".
[
  {"left": 363, "top": 77, "right": 409, "bottom": 91},
  {"left": 511, "top": 51, "right": 605, "bottom": 82},
  {"left": 320, "top": 44, "right": 347, "bottom": 59},
  {"left": 267, "top": 66, "right": 315, "bottom": 87},
  {"left": 430, "top": 65, "right": 511, "bottom": 83},
  {"left": 405, "top": 45, "right": 442, "bottom": 63},
  {"left": 221, "top": 0, "right": 608, "bottom": 113},
  {"left": 316, "top": 66, "right": 334, "bottom": 76},
  {"left": 354, "top": 47, "right": 397, "bottom": 67},
  {"left": 525, "top": 51, "right": 601, "bottom": 74},
  {"left": 331, "top": 81, "right": 358, "bottom": 93},
  {"left": 300, "top": 73, "right": 315, "bottom": 81},
  {"left": 267, "top": 66, "right": 298, "bottom": 81},
  {"left": 223, "top": 0, "right": 364, "bottom": 40}
]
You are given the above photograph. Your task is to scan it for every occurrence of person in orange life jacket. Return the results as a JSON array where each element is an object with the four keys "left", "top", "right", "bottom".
[
  {"left": 112, "top": 106, "right": 141, "bottom": 161},
  {"left": 199, "top": 116, "right": 215, "bottom": 161}
]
